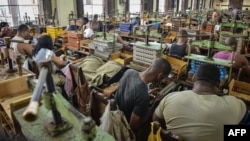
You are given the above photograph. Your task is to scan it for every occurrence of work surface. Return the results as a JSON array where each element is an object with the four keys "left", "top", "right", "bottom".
[
  {"left": 13, "top": 93, "right": 114, "bottom": 141},
  {"left": 0, "top": 65, "right": 34, "bottom": 81}
]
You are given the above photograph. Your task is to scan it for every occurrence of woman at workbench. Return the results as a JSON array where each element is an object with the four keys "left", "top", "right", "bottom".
[
  {"left": 164, "top": 29, "right": 200, "bottom": 59},
  {"left": 213, "top": 37, "right": 250, "bottom": 82},
  {"left": 32, "top": 34, "right": 69, "bottom": 71},
  {"left": 32, "top": 34, "right": 71, "bottom": 87}
]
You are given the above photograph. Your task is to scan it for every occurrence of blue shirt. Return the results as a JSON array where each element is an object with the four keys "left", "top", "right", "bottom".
[
  {"left": 131, "top": 18, "right": 138, "bottom": 26},
  {"left": 33, "top": 48, "right": 57, "bottom": 72}
]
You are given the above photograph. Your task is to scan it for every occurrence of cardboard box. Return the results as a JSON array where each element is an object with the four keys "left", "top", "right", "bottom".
[
  {"left": 67, "top": 31, "right": 82, "bottom": 39},
  {"left": 229, "top": 79, "right": 250, "bottom": 102},
  {"left": 111, "top": 52, "right": 133, "bottom": 65},
  {"left": 162, "top": 55, "right": 187, "bottom": 79}
]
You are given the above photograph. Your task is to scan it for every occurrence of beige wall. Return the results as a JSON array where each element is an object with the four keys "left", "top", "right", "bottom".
[
  {"left": 243, "top": 0, "right": 250, "bottom": 9},
  {"left": 116, "top": 0, "right": 125, "bottom": 15},
  {"left": 213, "top": 0, "right": 230, "bottom": 10},
  {"left": 51, "top": 0, "right": 77, "bottom": 26},
  {"left": 204, "top": 0, "right": 211, "bottom": 9},
  {"left": 213, "top": 0, "right": 250, "bottom": 10}
]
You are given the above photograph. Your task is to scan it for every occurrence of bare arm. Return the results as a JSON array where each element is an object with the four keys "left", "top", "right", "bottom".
[
  {"left": 51, "top": 55, "right": 68, "bottom": 69},
  {"left": 152, "top": 112, "right": 166, "bottom": 129},
  {"left": 17, "top": 43, "right": 33, "bottom": 57},
  {"left": 239, "top": 55, "right": 250, "bottom": 77},
  {"left": 90, "top": 34, "right": 96, "bottom": 40},
  {"left": 130, "top": 108, "right": 154, "bottom": 134},
  {"left": 234, "top": 55, "right": 249, "bottom": 69},
  {"left": 117, "top": 34, "right": 126, "bottom": 45}
]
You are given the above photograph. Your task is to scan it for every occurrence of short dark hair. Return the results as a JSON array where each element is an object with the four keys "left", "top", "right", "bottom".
[
  {"left": 0, "top": 22, "right": 8, "bottom": 28},
  {"left": 225, "top": 37, "right": 237, "bottom": 51},
  {"left": 178, "top": 29, "right": 188, "bottom": 37},
  {"left": 107, "top": 24, "right": 115, "bottom": 31},
  {"left": 195, "top": 63, "right": 220, "bottom": 86},
  {"left": 32, "top": 34, "right": 53, "bottom": 56},
  {"left": 150, "top": 58, "right": 172, "bottom": 76},
  {"left": 83, "top": 17, "right": 89, "bottom": 23},
  {"left": 17, "top": 24, "right": 29, "bottom": 33}
]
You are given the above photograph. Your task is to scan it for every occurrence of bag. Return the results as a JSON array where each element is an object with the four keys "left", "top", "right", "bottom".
[
  {"left": 74, "top": 68, "right": 90, "bottom": 115},
  {"left": 148, "top": 122, "right": 162, "bottom": 141},
  {"left": 99, "top": 100, "right": 136, "bottom": 141},
  {"left": 148, "top": 122, "right": 183, "bottom": 141}
]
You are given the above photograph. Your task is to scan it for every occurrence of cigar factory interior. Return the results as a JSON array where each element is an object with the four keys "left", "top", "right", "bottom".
[{"left": 1, "top": 0, "right": 250, "bottom": 141}]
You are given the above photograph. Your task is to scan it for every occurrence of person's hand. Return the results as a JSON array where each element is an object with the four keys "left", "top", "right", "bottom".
[
  {"left": 59, "top": 54, "right": 66, "bottom": 61},
  {"left": 148, "top": 87, "right": 161, "bottom": 95}
]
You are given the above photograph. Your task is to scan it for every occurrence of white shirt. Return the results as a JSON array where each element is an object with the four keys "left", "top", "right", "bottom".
[
  {"left": 10, "top": 36, "right": 24, "bottom": 56},
  {"left": 214, "top": 24, "right": 220, "bottom": 33},
  {"left": 84, "top": 28, "right": 94, "bottom": 39},
  {"left": 82, "top": 22, "right": 90, "bottom": 32}
]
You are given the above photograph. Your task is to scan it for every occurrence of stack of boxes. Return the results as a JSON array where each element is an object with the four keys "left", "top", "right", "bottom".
[
  {"left": 67, "top": 31, "right": 83, "bottom": 50},
  {"left": 133, "top": 41, "right": 162, "bottom": 65},
  {"left": 89, "top": 37, "right": 122, "bottom": 59}
]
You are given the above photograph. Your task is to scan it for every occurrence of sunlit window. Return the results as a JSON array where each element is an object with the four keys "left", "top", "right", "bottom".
[
  {"left": 159, "top": 0, "right": 165, "bottom": 13},
  {"left": 0, "top": 0, "right": 38, "bottom": 26},
  {"left": 18, "top": 0, "right": 39, "bottom": 23},
  {"left": 83, "top": 0, "right": 103, "bottom": 18},
  {"left": 0, "top": 0, "right": 13, "bottom": 26},
  {"left": 129, "top": 0, "right": 141, "bottom": 13}
]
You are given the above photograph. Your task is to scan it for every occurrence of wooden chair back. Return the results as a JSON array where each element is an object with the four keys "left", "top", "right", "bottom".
[
  {"left": 27, "top": 58, "right": 39, "bottom": 78},
  {"left": 89, "top": 89, "right": 117, "bottom": 125}
]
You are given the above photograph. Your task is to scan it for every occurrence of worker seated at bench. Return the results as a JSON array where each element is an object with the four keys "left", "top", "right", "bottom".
[
  {"left": 164, "top": 30, "right": 200, "bottom": 59},
  {"left": 107, "top": 24, "right": 133, "bottom": 52},
  {"left": 115, "top": 58, "right": 172, "bottom": 140},
  {"left": 83, "top": 21, "right": 99, "bottom": 40},
  {"left": 213, "top": 37, "right": 250, "bottom": 82},
  {"left": 31, "top": 34, "right": 74, "bottom": 87},
  {"left": 66, "top": 17, "right": 90, "bottom": 34},
  {"left": 153, "top": 63, "right": 247, "bottom": 141},
  {"left": 10, "top": 24, "right": 33, "bottom": 58}
]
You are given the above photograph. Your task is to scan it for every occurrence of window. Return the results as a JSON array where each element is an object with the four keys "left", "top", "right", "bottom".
[
  {"left": 0, "top": 0, "right": 39, "bottom": 26},
  {"left": 18, "top": 0, "right": 39, "bottom": 23},
  {"left": 84, "top": 0, "right": 103, "bottom": 17},
  {"left": 0, "top": 0, "right": 13, "bottom": 26},
  {"left": 159, "top": 0, "right": 165, "bottom": 13},
  {"left": 129, "top": 0, "right": 141, "bottom": 13}
]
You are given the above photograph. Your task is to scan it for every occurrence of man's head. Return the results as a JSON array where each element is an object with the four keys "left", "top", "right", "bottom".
[
  {"left": 107, "top": 24, "right": 115, "bottom": 32},
  {"left": 90, "top": 21, "right": 99, "bottom": 31},
  {"left": 145, "top": 58, "right": 172, "bottom": 83},
  {"left": 225, "top": 37, "right": 237, "bottom": 51},
  {"left": 177, "top": 29, "right": 188, "bottom": 42},
  {"left": 194, "top": 63, "right": 220, "bottom": 87},
  {"left": 83, "top": 17, "right": 89, "bottom": 24},
  {"left": 93, "top": 14, "right": 98, "bottom": 20},
  {"left": 17, "top": 24, "right": 30, "bottom": 39}
]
